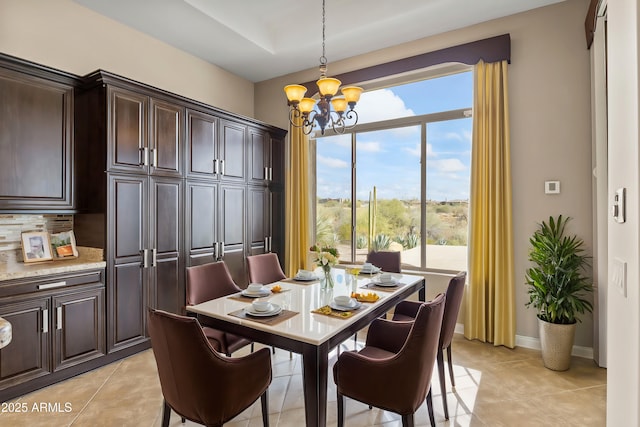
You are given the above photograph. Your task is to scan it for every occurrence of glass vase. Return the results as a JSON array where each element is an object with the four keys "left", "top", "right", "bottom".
[{"left": 321, "top": 266, "right": 334, "bottom": 289}]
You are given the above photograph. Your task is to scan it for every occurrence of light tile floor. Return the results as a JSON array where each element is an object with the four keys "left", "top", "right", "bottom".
[{"left": 2, "top": 335, "right": 606, "bottom": 426}]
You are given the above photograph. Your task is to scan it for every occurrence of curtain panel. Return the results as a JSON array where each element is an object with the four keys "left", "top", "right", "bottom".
[
  {"left": 464, "top": 59, "right": 516, "bottom": 348},
  {"left": 284, "top": 117, "right": 311, "bottom": 277}
]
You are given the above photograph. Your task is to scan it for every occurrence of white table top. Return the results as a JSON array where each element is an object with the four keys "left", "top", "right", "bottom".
[{"left": 186, "top": 270, "right": 424, "bottom": 346}]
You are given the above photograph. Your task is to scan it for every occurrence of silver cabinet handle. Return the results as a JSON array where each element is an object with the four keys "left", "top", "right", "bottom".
[
  {"left": 212, "top": 241, "right": 217, "bottom": 259},
  {"left": 139, "top": 147, "right": 150, "bottom": 166},
  {"left": 264, "top": 166, "right": 268, "bottom": 180},
  {"left": 220, "top": 241, "right": 225, "bottom": 257},
  {"left": 269, "top": 236, "right": 272, "bottom": 252},
  {"left": 142, "top": 249, "right": 149, "bottom": 268},
  {"left": 56, "top": 307, "right": 63, "bottom": 330},
  {"left": 220, "top": 160, "right": 225, "bottom": 176},
  {"left": 42, "top": 309, "right": 48, "bottom": 334},
  {"left": 152, "top": 148, "right": 158, "bottom": 167},
  {"left": 38, "top": 281, "right": 67, "bottom": 290},
  {"left": 269, "top": 167, "right": 273, "bottom": 181},
  {"left": 214, "top": 159, "right": 219, "bottom": 174},
  {"left": 264, "top": 237, "right": 268, "bottom": 250},
  {"left": 152, "top": 248, "right": 157, "bottom": 267}
]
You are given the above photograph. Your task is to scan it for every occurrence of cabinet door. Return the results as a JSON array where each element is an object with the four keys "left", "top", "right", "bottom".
[
  {"left": 109, "top": 88, "right": 148, "bottom": 173},
  {"left": 186, "top": 180, "right": 217, "bottom": 266},
  {"left": 53, "top": 287, "right": 105, "bottom": 371},
  {"left": 270, "top": 134, "right": 285, "bottom": 187},
  {"left": 249, "top": 128, "right": 269, "bottom": 184},
  {"left": 149, "top": 177, "right": 183, "bottom": 314},
  {"left": 219, "top": 119, "right": 246, "bottom": 182},
  {"left": 108, "top": 174, "right": 148, "bottom": 351},
  {"left": 248, "top": 186, "right": 269, "bottom": 256},
  {"left": 270, "top": 188, "right": 285, "bottom": 262},
  {"left": 0, "top": 70, "right": 74, "bottom": 210},
  {"left": 0, "top": 297, "right": 51, "bottom": 388},
  {"left": 150, "top": 99, "right": 183, "bottom": 177},
  {"left": 219, "top": 184, "right": 247, "bottom": 286},
  {"left": 186, "top": 110, "right": 217, "bottom": 178}
]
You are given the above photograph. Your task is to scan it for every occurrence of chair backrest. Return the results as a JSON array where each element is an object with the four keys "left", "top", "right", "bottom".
[
  {"left": 246, "top": 253, "right": 287, "bottom": 284},
  {"left": 366, "top": 251, "right": 401, "bottom": 273},
  {"left": 186, "top": 261, "right": 241, "bottom": 306},
  {"left": 147, "top": 309, "right": 270, "bottom": 426},
  {"left": 439, "top": 271, "right": 466, "bottom": 349},
  {"left": 396, "top": 293, "right": 446, "bottom": 411}
]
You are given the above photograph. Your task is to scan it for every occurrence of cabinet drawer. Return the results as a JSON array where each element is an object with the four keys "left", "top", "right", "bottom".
[{"left": 0, "top": 270, "right": 104, "bottom": 298}]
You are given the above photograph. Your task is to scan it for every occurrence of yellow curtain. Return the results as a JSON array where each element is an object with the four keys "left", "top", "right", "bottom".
[
  {"left": 464, "top": 60, "right": 515, "bottom": 348},
  {"left": 284, "top": 116, "right": 310, "bottom": 277}
]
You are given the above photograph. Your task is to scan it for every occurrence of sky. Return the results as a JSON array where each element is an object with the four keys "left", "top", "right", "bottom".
[{"left": 315, "top": 71, "right": 473, "bottom": 202}]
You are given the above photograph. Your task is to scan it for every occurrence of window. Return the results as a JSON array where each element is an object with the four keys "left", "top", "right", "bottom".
[{"left": 313, "top": 70, "right": 472, "bottom": 272}]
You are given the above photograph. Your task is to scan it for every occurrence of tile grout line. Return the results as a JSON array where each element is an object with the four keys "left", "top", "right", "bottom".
[{"left": 68, "top": 359, "right": 124, "bottom": 425}]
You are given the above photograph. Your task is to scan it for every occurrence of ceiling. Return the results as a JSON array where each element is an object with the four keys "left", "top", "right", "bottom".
[{"left": 74, "top": 0, "right": 566, "bottom": 83}]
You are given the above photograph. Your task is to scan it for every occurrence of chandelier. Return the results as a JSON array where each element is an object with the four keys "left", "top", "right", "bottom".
[{"left": 283, "top": 0, "right": 363, "bottom": 135}]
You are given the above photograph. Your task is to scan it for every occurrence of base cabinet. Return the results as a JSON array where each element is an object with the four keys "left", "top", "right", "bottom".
[{"left": 0, "top": 270, "right": 105, "bottom": 396}]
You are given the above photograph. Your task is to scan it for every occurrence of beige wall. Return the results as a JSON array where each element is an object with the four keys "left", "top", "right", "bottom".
[
  {"left": 607, "top": 0, "right": 639, "bottom": 424},
  {"left": 256, "top": 0, "right": 595, "bottom": 347},
  {"left": 0, "top": 0, "right": 255, "bottom": 117}
]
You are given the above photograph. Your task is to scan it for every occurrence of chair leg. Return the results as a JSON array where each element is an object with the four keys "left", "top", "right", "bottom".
[
  {"left": 437, "top": 347, "right": 449, "bottom": 420},
  {"left": 181, "top": 417, "right": 185, "bottom": 424},
  {"left": 251, "top": 342, "right": 255, "bottom": 352},
  {"left": 337, "top": 392, "right": 345, "bottom": 427},
  {"left": 261, "top": 390, "right": 269, "bottom": 427},
  {"left": 446, "top": 344, "right": 455, "bottom": 388},
  {"left": 161, "top": 399, "right": 171, "bottom": 427},
  {"left": 426, "top": 388, "right": 435, "bottom": 427},
  {"left": 401, "top": 413, "right": 415, "bottom": 427},
  {"left": 272, "top": 346, "right": 276, "bottom": 354}
]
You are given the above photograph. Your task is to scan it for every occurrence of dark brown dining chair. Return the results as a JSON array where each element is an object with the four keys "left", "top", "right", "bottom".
[
  {"left": 334, "top": 293, "right": 446, "bottom": 427},
  {"left": 147, "top": 308, "right": 272, "bottom": 427},
  {"left": 393, "top": 271, "right": 466, "bottom": 420},
  {"left": 366, "top": 250, "right": 402, "bottom": 273},
  {"left": 186, "top": 261, "right": 253, "bottom": 356},
  {"left": 246, "top": 253, "right": 287, "bottom": 284}
]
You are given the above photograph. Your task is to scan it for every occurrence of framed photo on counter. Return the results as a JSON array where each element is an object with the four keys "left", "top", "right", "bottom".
[
  {"left": 21, "top": 231, "right": 53, "bottom": 263},
  {"left": 50, "top": 230, "right": 79, "bottom": 259}
]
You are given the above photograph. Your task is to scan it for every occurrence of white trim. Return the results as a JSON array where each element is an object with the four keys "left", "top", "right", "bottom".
[{"left": 453, "top": 323, "right": 594, "bottom": 359}]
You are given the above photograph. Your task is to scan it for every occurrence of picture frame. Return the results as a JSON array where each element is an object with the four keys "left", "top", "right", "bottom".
[
  {"left": 50, "top": 230, "right": 79, "bottom": 259},
  {"left": 21, "top": 231, "right": 53, "bottom": 263}
]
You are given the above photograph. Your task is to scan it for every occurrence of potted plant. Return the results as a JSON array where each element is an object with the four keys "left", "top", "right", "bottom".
[{"left": 525, "top": 215, "right": 593, "bottom": 371}]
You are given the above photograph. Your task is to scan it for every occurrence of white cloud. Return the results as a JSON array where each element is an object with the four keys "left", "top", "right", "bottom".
[
  {"left": 357, "top": 89, "right": 415, "bottom": 123},
  {"left": 318, "top": 155, "right": 348, "bottom": 168},
  {"left": 403, "top": 143, "right": 420, "bottom": 157},
  {"left": 357, "top": 140, "right": 382, "bottom": 152},
  {"left": 431, "top": 158, "right": 466, "bottom": 173}
]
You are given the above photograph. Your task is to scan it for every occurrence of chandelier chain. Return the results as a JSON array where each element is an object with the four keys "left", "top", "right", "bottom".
[{"left": 320, "top": 0, "right": 327, "bottom": 68}]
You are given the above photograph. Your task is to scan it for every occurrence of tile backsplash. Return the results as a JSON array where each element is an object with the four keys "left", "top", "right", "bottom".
[{"left": 0, "top": 214, "right": 73, "bottom": 253}]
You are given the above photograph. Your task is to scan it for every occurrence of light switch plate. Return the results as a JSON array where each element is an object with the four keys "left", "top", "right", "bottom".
[
  {"left": 611, "top": 258, "right": 627, "bottom": 297},
  {"left": 545, "top": 180, "right": 560, "bottom": 194}
]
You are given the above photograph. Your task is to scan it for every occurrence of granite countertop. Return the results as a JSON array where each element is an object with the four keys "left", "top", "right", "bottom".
[{"left": 0, "top": 247, "right": 106, "bottom": 281}]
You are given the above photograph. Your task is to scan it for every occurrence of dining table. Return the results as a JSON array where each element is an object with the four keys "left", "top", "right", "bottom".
[{"left": 186, "top": 268, "right": 425, "bottom": 427}]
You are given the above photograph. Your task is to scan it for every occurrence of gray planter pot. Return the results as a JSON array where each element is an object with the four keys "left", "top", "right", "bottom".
[{"left": 538, "top": 318, "right": 576, "bottom": 371}]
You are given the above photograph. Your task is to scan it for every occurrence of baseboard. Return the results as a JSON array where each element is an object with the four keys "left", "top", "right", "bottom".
[{"left": 453, "top": 323, "right": 594, "bottom": 359}]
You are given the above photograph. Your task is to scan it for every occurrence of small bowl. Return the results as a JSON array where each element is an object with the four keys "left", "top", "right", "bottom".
[
  {"left": 334, "top": 295, "right": 353, "bottom": 307},
  {"left": 247, "top": 283, "right": 264, "bottom": 293},
  {"left": 252, "top": 300, "right": 272, "bottom": 312},
  {"left": 297, "top": 269, "right": 314, "bottom": 278},
  {"left": 379, "top": 273, "right": 394, "bottom": 283}
]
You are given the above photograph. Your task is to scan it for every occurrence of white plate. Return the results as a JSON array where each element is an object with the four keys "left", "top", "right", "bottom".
[
  {"left": 329, "top": 301, "right": 362, "bottom": 311},
  {"left": 294, "top": 275, "right": 318, "bottom": 281},
  {"left": 241, "top": 289, "right": 271, "bottom": 298},
  {"left": 245, "top": 304, "right": 282, "bottom": 317},
  {"left": 370, "top": 279, "right": 398, "bottom": 287}
]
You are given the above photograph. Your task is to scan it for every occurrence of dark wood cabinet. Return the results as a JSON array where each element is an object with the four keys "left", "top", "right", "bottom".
[
  {"left": 0, "top": 270, "right": 105, "bottom": 395},
  {"left": 219, "top": 119, "right": 246, "bottom": 182},
  {"left": 0, "top": 298, "right": 50, "bottom": 388},
  {"left": 248, "top": 186, "right": 269, "bottom": 256},
  {"left": 186, "top": 180, "right": 218, "bottom": 267},
  {"left": 0, "top": 56, "right": 76, "bottom": 211},
  {"left": 219, "top": 184, "right": 247, "bottom": 285},
  {"left": 53, "top": 287, "right": 105, "bottom": 371}
]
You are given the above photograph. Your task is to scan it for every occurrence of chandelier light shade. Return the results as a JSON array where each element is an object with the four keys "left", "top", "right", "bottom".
[{"left": 284, "top": 0, "right": 363, "bottom": 135}]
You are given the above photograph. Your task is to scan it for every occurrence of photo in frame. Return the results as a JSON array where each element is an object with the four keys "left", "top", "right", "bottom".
[
  {"left": 50, "top": 230, "right": 79, "bottom": 259},
  {"left": 21, "top": 231, "right": 53, "bottom": 263}
]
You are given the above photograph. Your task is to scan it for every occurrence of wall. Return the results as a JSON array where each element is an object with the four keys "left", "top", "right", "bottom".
[
  {"left": 0, "top": 0, "right": 254, "bottom": 117},
  {"left": 256, "top": 0, "right": 595, "bottom": 347},
  {"left": 606, "top": 0, "right": 639, "bottom": 424}
]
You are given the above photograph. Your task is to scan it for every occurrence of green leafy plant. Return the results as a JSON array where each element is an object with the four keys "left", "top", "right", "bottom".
[
  {"left": 371, "top": 234, "right": 391, "bottom": 251},
  {"left": 525, "top": 215, "right": 593, "bottom": 324}
]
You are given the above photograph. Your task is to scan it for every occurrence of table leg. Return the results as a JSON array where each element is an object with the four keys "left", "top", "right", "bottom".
[{"left": 301, "top": 342, "right": 329, "bottom": 427}]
